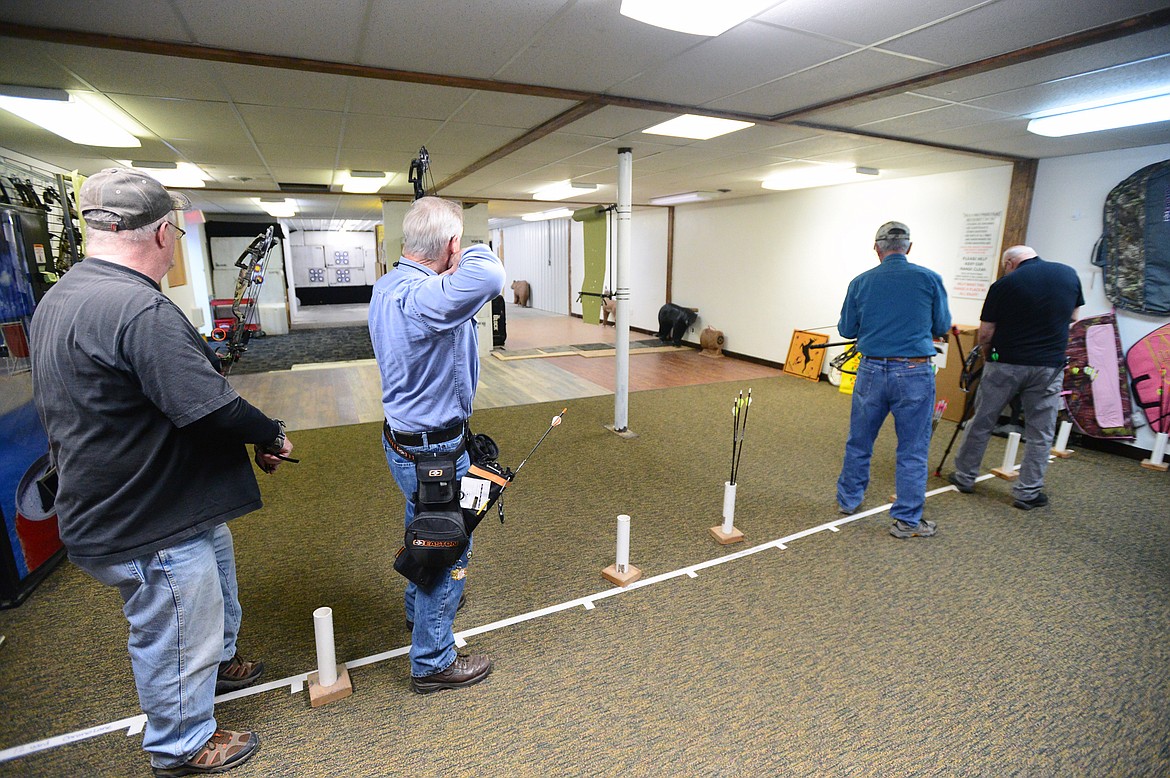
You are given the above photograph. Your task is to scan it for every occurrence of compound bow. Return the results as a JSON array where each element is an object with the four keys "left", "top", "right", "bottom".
[
  {"left": 408, "top": 146, "right": 432, "bottom": 201},
  {"left": 211, "top": 226, "right": 278, "bottom": 374}
]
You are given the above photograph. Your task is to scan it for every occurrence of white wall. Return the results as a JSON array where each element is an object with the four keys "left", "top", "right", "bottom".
[
  {"left": 1028, "top": 142, "right": 1170, "bottom": 450},
  {"left": 671, "top": 165, "right": 1013, "bottom": 364}
]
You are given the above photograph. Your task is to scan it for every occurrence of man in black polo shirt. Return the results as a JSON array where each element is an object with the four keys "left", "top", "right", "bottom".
[
  {"left": 30, "top": 168, "right": 294, "bottom": 776},
  {"left": 949, "top": 245, "right": 1083, "bottom": 510}
]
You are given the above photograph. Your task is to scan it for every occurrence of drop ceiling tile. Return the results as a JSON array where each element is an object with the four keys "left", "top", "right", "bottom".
[
  {"left": 803, "top": 94, "right": 953, "bottom": 127},
  {"left": 880, "top": 0, "right": 1170, "bottom": 66},
  {"left": 169, "top": 140, "right": 264, "bottom": 167},
  {"left": 46, "top": 46, "right": 226, "bottom": 100},
  {"left": 755, "top": 0, "right": 986, "bottom": 47},
  {"left": 965, "top": 55, "right": 1170, "bottom": 117},
  {"left": 342, "top": 114, "right": 444, "bottom": 152},
  {"left": 0, "top": 1, "right": 190, "bottom": 40},
  {"left": 362, "top": 0, "right": 577, "bottom": 80},
  {"left": 211, "top": 64, "right": 351, "bottom": 112},
  {"left": 266, "top": 168, "right": 334, "bottom": 186},
  {"left": 346, "top": 80, "right": 475, "bottom": 121},
  {"left": 764, "top": 133, "right": 876, "bottom": 159},
  {"left": 448, "top": 92, "right": 580, "bottom": 130},
  {"left": 707, "top": 49, "right": 940, "bottom": 117},
  {"left": 256, "top": 144, "right": 338, "bottom": 168},
  {"left": 863, "top": 103, "right": 1012, "bottom": 134},
  {"left": 180, "top": 0, "right": 369, "bottom": 63},
  {"left": 423, "top": 122, "right": 530, "bottom": 160},
  {"left": 615, "top": 21, "right": 855, "bottom": 108},
  {"left": 237, "top": 104, "right": 343, "bottom": 146},
  {"left": 105, "top": 95, "right": 244, "bottom": 142},
  {"left": 0, "top": 38, "right": 90, "bottom": 91},
  {"left": 493, "top": 0, "right": 705, "bottom": 93}
]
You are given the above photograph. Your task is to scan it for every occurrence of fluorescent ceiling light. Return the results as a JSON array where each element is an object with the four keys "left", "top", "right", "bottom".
[
  {"left": 620, "top": 0, "right": 779, "bottom": 36},
  {"left": 253, "top": 197, "right": 296, "bottom": 218},
  {"left": 532, "top": 180, "right": 599, "bottom": 201},
  {"left": 341, "top": 170, "right": 394, "bottom": 193},
  {"left": 649, "top": 191, "right": 721, "bottom": 206},
  {"left": 0, "top": 89, "right": 141, "bottom": 147},
  {"left": 522, "top": 208, "right": 574, "bottom": 221},
  {"left": 1027, "top": 93, "right": 1170, "bottom": 137},
  {"left": 118, "top": 160, "right": 209, "bottom": 188},
  {"left": 761, "top": 165, "right": 880, "bottom": 191},
  {"left": 643, "top": 114, "right": 754, "bottom": 140}
]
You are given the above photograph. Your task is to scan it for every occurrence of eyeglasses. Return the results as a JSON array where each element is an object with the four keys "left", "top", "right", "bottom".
[{"left": 164, "top": 221, "right": 186, "bottom": 239}]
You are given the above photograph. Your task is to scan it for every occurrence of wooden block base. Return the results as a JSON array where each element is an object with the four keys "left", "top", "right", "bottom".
[
  {"left": 602, "top": 563, "right": 642, "bottom": 587},
  {"left": 308, "top": 666, "right": 353, "bottom": 708},
  {"left": 1141, "top": 459, "right": 1169, "bottom": 471},
  {"left": 709, "top": 525, "right": 745, "bottom": 544},
  {"left": 990, "top": 467, "right": 1019, "bottom": 481},
  {"left": 1051, "top": 448, "right": 1074, "bottom": 458}
]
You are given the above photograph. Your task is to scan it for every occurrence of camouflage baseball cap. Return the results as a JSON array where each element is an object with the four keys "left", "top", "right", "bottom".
[
  {"left": 874, "top": 221, "right": 910, "bottom": 242},
  {"left": 79, "top": 168, "right": 191, "bottom": 231}
]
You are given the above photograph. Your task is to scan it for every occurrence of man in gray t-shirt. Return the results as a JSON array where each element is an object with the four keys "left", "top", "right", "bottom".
[{"left": 30, "top": 169, "right": 293, "bottom": 777}]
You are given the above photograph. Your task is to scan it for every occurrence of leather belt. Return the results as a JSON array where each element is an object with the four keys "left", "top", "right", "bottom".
[
  {"left": 864, "top": 356, "right": 931, "bottom": 363},
  {"left": 384, "top": 421, "right": 465, "bottom": 448}
]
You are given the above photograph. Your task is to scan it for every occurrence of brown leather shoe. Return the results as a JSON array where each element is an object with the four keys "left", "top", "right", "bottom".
[
  {"left": 410, "top": 653, "right": 492, "bottom": 694},
  {"left": 151, "top": 729, "right": 260, "bottom": 776},
  {"left": 216, "top": 653, "right": 265, "bottom": 694}
]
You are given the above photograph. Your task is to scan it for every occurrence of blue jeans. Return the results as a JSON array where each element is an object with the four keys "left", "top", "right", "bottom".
[
  {"left": 74, "top": 524, "right": 241, "bottom": 768},
  {"left": 383, "top": 435, "right": 471, "bottom": 677},
  {"left": 837, "top": 358, "right": 936, "bottom": 525},
  {"left": 951, "top": 362, "right": 1064, "bottom": 500}
]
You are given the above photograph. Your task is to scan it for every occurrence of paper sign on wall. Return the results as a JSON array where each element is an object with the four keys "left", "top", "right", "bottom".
[{"left": 952, "top": 211, "right": 1002, "bottom": 300}]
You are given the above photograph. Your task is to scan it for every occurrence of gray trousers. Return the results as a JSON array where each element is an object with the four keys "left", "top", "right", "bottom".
[{"left": 952, "top": 362, "right": 1064, "bottom": 500}]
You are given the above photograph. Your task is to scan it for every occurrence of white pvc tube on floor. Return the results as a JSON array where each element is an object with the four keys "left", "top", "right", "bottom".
[
  {"left": 313, "top": 607, "right": 338, "bottom": 687},
  {"left": 1151, "top": 432, "right": 1168, "bottom": 465},
  {"left": 1054, "top": 420, "right": 1072, "bottom": 451},
  {"left": 1002, "top": 431, "right": 1021, "bottom": 471},
  {"left": 722, "top": 482, "right": 737, "bottom": 534},
  {"left": 616, "top": 515, "right": 631, "bottom": 573}
]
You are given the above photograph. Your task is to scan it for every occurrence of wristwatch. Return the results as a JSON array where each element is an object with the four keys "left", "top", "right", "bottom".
[{"left": 262, "top": 419, "right": 287, "bottom": 455}]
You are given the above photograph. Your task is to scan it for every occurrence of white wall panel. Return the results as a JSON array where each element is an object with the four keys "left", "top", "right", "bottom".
[{"left": 499, "top": 219, "right": 569, "bottom": 314}]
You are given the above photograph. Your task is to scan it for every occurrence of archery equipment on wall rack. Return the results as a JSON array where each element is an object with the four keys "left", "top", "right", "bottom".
[
  {"left": 211, "top": 226, "right": 278, "bottom": 374},
  {"left": 408, "top": 146, "right": 432, "bottom": 201}
]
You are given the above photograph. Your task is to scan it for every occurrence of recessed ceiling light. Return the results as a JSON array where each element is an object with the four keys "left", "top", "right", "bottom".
[
  {"left": 1027, "top": 92, "right": 1170, "bottom": 137},
  {"left": 0, "top": 87, "right": 141, "bottom": 147},
  {"left": 340, "top": 170, "right": 395, "bottom": 193},
  {"left": 620, "top": 0, "right": 779, "bottom": 36},
  {"left": 648, "top": 191, "right": 721, "bottom": 206},
  {"left": 532, "top": 180, "right": 599, "bottom": 201},
  {"left": 253, "top": 197, "right": 296, "bottom": 218},
  {"left": 761, "top": 165, "right": 880, "bottom": 191},
  {"left": 522, "top": 208, "right": 574, "bottom": 221},
  {"left": 643, "top": 114, "right": 754, "bottom": 140},
  {"left": 119, "top": 160, "right": 209, "bottom": 188}
]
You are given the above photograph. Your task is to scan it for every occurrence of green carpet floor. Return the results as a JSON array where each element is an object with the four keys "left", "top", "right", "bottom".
[{"left": 1, "top": 377, "right": 1168, "bottom": 776}]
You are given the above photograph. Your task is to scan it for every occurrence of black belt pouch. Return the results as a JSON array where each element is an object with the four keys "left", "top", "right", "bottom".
[{"left": 394, "top": 452, "right": 469, "bottom": 587}]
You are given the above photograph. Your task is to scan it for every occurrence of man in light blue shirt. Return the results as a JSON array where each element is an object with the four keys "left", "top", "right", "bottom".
[
  {"left": 836, "top": 221, "right": 951, "bottom": 538},
  {"left": 369, "top": 196, "right": 505, "bottom": 693}
]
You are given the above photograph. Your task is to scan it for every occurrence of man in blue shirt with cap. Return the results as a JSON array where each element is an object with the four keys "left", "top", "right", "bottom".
[{"left": 836, "top": 221, "right": 952, "bottom": 538}]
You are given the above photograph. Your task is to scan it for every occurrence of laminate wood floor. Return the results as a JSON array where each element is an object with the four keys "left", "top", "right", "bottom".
[{"left": 229, "top": 304, "right": 783, "bottom": 432}]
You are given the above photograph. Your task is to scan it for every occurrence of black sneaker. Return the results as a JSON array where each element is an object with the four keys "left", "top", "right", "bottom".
[
  {"left": 406, "top": 592, "right": 466, "bottom": 631},
  {"left": 889, "top": 519, "right": 937, "bottom": 538},
  {"left": 410, "top": 653, "right": 492, "bottom": 694},
  {"left": 947, "top": 473, "right": 974, "bottom": 494},
  {"left": 1013, "top": 492, "right": 1049, "bottom": 511}
]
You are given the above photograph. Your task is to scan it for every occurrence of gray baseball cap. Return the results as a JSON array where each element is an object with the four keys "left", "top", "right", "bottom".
[
  {"left": 79, "top": 168, "right": 191, "bottom": 231},
  {"left": 874, "top": 221, "right": 910, "bottom": 242}
]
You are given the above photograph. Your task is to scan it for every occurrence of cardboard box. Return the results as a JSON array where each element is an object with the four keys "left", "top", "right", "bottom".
[{"left": 935, "top": 326, "right": 978, "bottom": 423}]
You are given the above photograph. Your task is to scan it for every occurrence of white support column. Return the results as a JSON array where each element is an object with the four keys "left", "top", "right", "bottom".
[{"left": 613, "top": 147, "right": 632, "bottom": 434}]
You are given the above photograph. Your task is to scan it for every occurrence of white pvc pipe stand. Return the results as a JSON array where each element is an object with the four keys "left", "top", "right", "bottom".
[
  {"left": 1142, "top": 431, "right": 1169, "bottom": 471},
  {"left": 992, "top": 431, "right": 1021, "bottom": 480},
  {"left": 615, "top": 514, "right": 631, "bottom": 574},
  {"left": 1054, "top": 420, "right": 1072, "bottom": 452},
  {"left": 722, "top": 482, "right": 737, "bottom": 534},
  {"left": 313, "top": 606, "right": 338, "bottom": 688}
]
